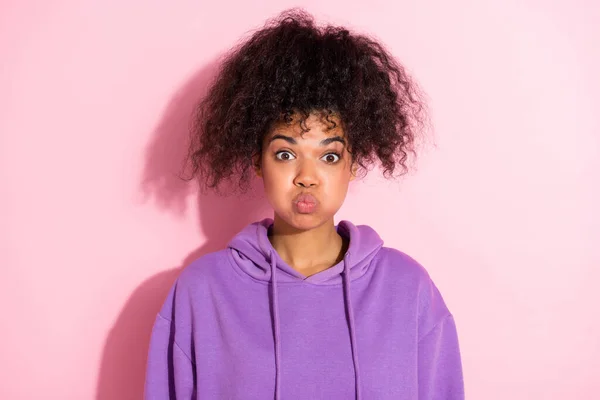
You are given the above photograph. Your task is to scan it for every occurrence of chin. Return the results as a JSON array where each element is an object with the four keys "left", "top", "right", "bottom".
[{"left": 275, "top": 211, "right": 334, "bottom": 232}]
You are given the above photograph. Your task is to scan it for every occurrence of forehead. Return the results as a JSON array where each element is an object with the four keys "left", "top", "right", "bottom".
[{"left": 267, "top": 112, "right": 344, "bottom": 139}]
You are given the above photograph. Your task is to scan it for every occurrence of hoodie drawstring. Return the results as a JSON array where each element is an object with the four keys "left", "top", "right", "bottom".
[
  {"left": 343, "top": 252, "right": 362, "bottom": 400},
  {"left": 269, "top": 250, "right": 361, "bottom": 400},
  {"left": 270, "top": 250, "right": 282, "bottom": 400}
]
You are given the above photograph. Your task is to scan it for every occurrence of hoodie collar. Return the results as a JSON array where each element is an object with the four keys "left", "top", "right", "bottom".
[{"left": 228, "top": 218, "right": 383, "bottom": 285}]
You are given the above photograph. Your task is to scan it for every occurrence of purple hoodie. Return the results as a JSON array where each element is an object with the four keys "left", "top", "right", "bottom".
[{"left": 145, "top": 219, "right": 464, "bottom": 399}]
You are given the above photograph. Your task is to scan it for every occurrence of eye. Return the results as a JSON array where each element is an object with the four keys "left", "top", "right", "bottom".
[
  {"left": 275, "top": 151, "right": 296, "bottom": 161},
  {"left": 321, "top": 153, "right": 341, "bottom": 163}
]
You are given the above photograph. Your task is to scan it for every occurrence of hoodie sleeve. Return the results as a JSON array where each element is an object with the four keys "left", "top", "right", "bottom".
[
  {"left": 417, "top": 314, "right": 464, "bottom": 400},
  {"left": 144, "top": 282, "right": 196, "bottom": 399}
]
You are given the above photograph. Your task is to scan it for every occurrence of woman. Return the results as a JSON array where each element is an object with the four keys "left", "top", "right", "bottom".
[{"left": 145, "top": 9, "right": 464, "bottom": 400}]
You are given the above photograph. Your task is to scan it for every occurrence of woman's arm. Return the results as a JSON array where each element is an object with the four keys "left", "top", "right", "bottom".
[
  {"left": 418, "top": 314, "right": 464, "bottom": 399},
  {"left": 144, "top": 283, "right": 196, "bottom": 399}
]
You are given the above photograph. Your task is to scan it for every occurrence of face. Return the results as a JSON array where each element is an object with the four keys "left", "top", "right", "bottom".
[{"left": 256, "top": 112, "right": 355, "bottom": 232}]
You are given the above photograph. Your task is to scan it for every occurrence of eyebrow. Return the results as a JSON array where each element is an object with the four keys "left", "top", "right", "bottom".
[{"left": 269, "top": 134, "right": 346, "bottom": 146}]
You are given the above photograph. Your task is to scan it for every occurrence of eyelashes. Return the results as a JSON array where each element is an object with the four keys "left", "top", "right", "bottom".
[
  {"left": 275, "top": 150, "right": 295, "bottom": 161},
  {"left": 321, "top": 153, "right": 341, "bottom": 163}
]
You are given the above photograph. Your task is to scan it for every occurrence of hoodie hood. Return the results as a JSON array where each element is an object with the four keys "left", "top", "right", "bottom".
[
  {"left": 228, "top": 218, "right": 384, "bottom": 284},
  {"left": 228, "top": 218, "right": 384, "bottom": 399}
]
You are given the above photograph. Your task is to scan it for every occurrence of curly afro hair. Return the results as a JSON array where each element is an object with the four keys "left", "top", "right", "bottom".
[{"left": 187, "top": 8, "right": 427, "bottom": 193}]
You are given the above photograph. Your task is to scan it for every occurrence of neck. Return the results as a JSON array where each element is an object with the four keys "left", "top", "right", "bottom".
[{"left": 268, "top": 215, "right": 348, "bottom": 277}]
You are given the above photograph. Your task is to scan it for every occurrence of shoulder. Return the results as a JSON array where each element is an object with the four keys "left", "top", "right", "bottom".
[
  {"left": 374, "top": 247, "right": 452, "bottom": 335},
  {"left": 374, "top": 246, "right": 433, "bottom": 285},
  {"left": 177, "top": 249, "right": 232, "bottom": 286},
  {"left": 157, "top": 249, "right": 232, "bottom": 319}
]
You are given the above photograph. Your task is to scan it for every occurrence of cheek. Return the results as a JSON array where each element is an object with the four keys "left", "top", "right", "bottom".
[
  {"left": 322, "top": 167, "right": 352, "bottom": 197},
  {"left": 261, "top": 161, "right": 290, "bottom": 196}
]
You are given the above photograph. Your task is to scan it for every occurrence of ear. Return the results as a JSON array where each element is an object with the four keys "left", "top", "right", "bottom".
[
  {"left": 253, "top": 153, "right": 263, "bottom": 178},
  {"left": 349, "top": 162, "right": 358, "bottom": 181}
]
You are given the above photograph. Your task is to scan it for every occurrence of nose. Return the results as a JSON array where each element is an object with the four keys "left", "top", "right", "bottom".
[{"left": 293, "top": 159, "right": 318, "bottom": 188}]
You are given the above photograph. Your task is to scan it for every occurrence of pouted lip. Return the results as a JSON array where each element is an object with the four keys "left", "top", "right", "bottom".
[{"left": 293, "top": 193, "right": 318, "bottom": 205}]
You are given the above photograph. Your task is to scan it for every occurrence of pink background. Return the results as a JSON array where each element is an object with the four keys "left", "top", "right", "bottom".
[{"left": 1, "top": 1, "right": 599, "bottom": 399}]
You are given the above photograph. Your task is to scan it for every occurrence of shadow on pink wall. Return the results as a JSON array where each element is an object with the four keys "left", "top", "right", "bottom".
[{"left": 95, "top": 61, "right": 270, "bottom": 400}]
